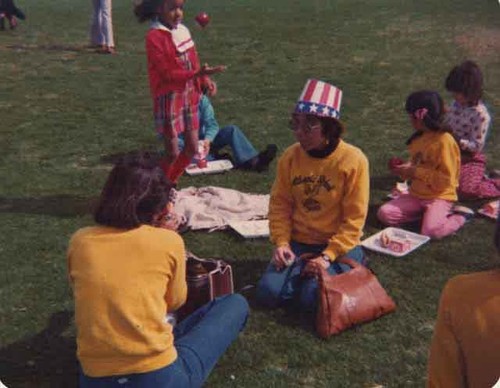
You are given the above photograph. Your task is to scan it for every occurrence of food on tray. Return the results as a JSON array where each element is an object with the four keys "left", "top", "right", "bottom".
[
  {"left": 379, "top": 230, "right": 412, "bottom": 253},
  {"left": 482, "top": 201, "right": 499, "bottom": 217}
]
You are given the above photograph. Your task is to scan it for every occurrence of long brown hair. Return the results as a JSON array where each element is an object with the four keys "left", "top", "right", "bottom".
[
  {"left": 445, "top": 60, "right": 483, "bottom": 106},
  {"left": 94, "top": 153, "right": 172, "bottom": 229}
]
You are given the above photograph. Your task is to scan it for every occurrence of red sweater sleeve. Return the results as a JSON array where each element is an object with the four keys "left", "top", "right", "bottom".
[{"left": 146, "top": 29, "right": 197, "bottom": 85}]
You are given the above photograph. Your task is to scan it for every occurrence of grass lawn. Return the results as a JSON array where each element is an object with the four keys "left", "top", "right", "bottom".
[{"left": 1, "top": 0, "right": 499, "bottom": 386}]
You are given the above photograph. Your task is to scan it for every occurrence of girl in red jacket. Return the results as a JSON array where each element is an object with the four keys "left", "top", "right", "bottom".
[{"left": 135, "top": 0, "right": 225, "bottom": 184}]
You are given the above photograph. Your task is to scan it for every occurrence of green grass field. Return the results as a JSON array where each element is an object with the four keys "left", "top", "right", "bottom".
[{"left": 1, "top": 0, "right": 499, "bottom": 386}]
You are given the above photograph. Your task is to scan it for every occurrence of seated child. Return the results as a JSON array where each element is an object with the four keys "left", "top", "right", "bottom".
[
  {"left": 0, "top": 0, "right": 25, "bottom": 30},
  {"left": 378, "top": 90, "right": 472, "bottom": 240},
  {"left": 443, "top": 60, "right": 500, "bottom": 199},
  {"left": 178, "top": 94, "right": 277, "bottom": 172}
]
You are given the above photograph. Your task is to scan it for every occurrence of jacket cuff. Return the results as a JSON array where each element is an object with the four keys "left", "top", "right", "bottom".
[{"left": 275, "top": 240, "right": 290, "bottom": 248}]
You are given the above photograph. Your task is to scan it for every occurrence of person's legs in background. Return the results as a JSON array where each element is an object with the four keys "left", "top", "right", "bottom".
[
  {"left": 89, "top": 0, "right": 102, "bottom": 47},
  {"left": 166, "top": 92, "right": 200, "bottom": 183},
  {"left": 99, "top": 0, "right": 114, "bottom": 52},
  {"left": 211, "top": 125, "right": 258, "bottom": 165},
  {"left": 421, "top": 199, "right": 467, "bottom": 239},
  {"left": 211, "top": 125, "right": 277, "bottom": 172},
  {"left": 377, "top": 194, "right": 425, "bottom": 227},
  {"left": 459, "top": 154, "right": 500, "bottom": 199}
]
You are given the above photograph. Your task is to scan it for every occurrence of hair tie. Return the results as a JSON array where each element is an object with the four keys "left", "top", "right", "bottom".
[{"left": 414, "top": 108, "right": 428, "bottom": 120}]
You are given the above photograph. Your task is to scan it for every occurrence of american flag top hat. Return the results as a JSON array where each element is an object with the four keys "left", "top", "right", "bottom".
[{"left": 294, "top": 79, "right": 343, "bottom": 119}]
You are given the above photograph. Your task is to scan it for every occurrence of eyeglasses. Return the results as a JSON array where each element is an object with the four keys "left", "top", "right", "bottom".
[{"left": 288, "top": 120, "right": 322, "bottom": 134}]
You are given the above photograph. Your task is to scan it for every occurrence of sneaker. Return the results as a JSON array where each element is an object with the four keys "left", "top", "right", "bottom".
[
  {"left": 453, "top": 205, "right": 474, "bottom": 222},
  {"left": 255, "top": 144, "right": 278, "bottom": 172},
  {"left": 489, "top": 169, "right": 500, "bottom": 179}
]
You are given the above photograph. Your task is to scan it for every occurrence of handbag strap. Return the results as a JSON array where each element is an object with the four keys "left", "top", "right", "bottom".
[
  {"left": 316, "top": 257, "right": 363, "bottom": 281},
  {"left": 336, "top": 257, "right": 363, "bottom": 269}
]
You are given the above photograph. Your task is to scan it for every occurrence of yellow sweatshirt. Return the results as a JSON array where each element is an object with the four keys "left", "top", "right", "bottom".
[
  {"left": 408, "top": 131, "right": 460, "bottom": 201},
  {"left": 428, "top": 270, "right": 500, "bottom": 388},
  {"left": 67, "top": 225, "right": 187, "bottom": 377},
  {"left": 269, "top": 140, "right": 369, "bottom": 260}
]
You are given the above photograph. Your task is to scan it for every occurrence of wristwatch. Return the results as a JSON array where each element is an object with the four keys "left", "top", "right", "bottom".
[{"left": 321, "top": 253, "right": 330, "bottom": 263}]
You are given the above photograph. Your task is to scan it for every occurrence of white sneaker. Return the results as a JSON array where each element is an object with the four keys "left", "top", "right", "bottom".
[{"left": 453, "top": 205, "right": 474, "bottom": 222}]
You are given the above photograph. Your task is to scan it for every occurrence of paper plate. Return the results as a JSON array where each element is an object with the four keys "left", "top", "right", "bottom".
[
  {"left": 185, "top": 160, "right": 234, "bottom": 176},
  {"left": 477, "top": 200, "right": 499, "bottom": 220},
  {"left": 229, "top": 220, "right": 270, "bottom": 239},
  {"left": 361, "top": 227, "right": 430, "bottom": 257},
  {"left": 387, "top": 181, "right": 409, "bottom": 199}
]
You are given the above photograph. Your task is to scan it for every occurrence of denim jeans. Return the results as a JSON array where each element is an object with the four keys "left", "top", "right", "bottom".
[
  {"left": 256, "top": 242, "right": 366, "bottom": 312},
  {"left": 79, "top": 294, "right": 249, "bottom": 388},
  {"left": 210, "top": 125, "right": 258, "bottom": 166},
  {"left": 174, "top": 125, "right": 258, "bottom": 166},
  {"left": 89, "top": 0, "right": 114, "bottom": 47}
]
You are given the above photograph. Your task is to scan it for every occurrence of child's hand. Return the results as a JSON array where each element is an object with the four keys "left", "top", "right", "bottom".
[
  {"left": 199, "top": 63, "right": 227, "bottom": 76},
  {"left": 204, "top": 78, "right": 218, "bottom": 96},
  {"left": 202, "top": 139, "right": 211, "bottom": 154},
  {"left": 302, "top": 256, "right": 330, "bottom": 277},
  {"left": 392, "top": 162, "right": 416, "bottom": 180}
]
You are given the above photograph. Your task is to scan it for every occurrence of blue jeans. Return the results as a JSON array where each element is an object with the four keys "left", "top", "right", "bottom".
[
  {"left": 256, "top": 242, "right": 366, "bottom": 312},
  {"left": 79, "top": 294, "right": 249, "bottom": 388},
  {"left": 210, "top": 125, "right": 258, "bottom": 166}
]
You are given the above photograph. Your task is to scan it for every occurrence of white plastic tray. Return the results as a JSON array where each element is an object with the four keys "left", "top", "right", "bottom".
[
  {"left": 185, "top": 159, "right": 234, "bottom": 176},
  {"left": 477, "top": 200, "right": 499, "bottom": 220},
  {"left": 229, "top": 220, "right": 270, "bottom": 239},
  {"left": 361, "top": 227, "right": 430, "bottom": 257}
]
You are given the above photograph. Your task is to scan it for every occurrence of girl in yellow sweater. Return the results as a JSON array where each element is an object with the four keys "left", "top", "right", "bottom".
[
  {"left": 378, "top": 90, "right": 472, "bottom": 239},
  {"left": 68, "top": 153, "right": 248, "bottom": 387},
  {"left": 256, "top": 79, "right": 370, "bottom": 311}
]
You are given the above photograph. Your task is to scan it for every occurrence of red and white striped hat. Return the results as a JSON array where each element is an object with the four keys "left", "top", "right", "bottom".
[{"left": 294, "top": 79, "right": 343, "bottom": 119}]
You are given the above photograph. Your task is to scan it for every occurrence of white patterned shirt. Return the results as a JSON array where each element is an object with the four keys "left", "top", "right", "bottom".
[{"left": 444, "top": 101, "right": 491, "bottom": 153}]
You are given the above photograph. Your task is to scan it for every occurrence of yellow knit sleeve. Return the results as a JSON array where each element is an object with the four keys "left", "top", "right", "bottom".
[
  {"left": 323, "top": 151, "right": 369, "bottom": 260},
  {"left": 165, "top": 234, "right": 187, "bottom": 312},
  {"left": 269, "top": 151, "right": 294, "bottom": 247},
  {"left": 413, "top": 136, "right": 460, "bottom": 193},
  {"left": 427, "top": 281, "right": 466, "bottom": 388}
]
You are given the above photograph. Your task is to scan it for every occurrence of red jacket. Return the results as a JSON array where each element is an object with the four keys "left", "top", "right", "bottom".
[{"left": 146, "top": 26, "right": 202, "bottom": 98}]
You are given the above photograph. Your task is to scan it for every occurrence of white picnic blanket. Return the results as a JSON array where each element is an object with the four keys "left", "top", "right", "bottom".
[{"left": 173, "top": 186, "right": 270, "bottom": 231}]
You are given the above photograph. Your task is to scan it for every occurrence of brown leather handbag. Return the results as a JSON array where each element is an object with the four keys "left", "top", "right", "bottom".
[
  {"left": 177, "top": 253, "right": 234, "bottom": 320},
  {"left": 315, "top": 258, "right": 396, "bottom": 338}
]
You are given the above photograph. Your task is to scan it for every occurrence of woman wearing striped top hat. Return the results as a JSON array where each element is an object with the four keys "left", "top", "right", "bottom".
[{"left": 256, "top": 79, "right": 370, "bottom": 312}]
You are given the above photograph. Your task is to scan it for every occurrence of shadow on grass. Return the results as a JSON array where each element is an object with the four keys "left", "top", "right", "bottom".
[
  {"left": 226, "top": 257, "right": 319, "bottom": 336},
  {"left": 370, "top": 174, "right": 397, "bottom": 193},
  {"left": 0, "top": 311, "right": 78, "bottom": 388},
  {"left": 0, "top": 195, "right": 97, "bottom": 218},
  {"left": 100, "top": 149, "right": 161, "bottom": 165},
  {"left": 4, "top": 44, "right": 96, "bottom": 53}
]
